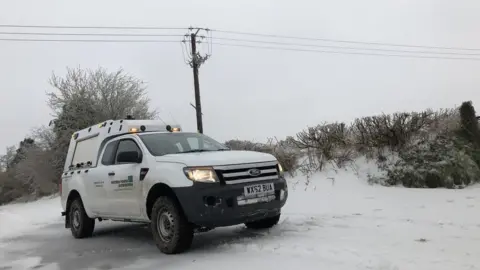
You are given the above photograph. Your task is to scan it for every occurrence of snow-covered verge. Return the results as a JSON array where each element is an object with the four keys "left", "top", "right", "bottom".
[
  {"left": 122, "top": 159, "right": 480, "bottom": 270},
  {"left": 1, "top": 158, "right": 480, "bottom": 270},
  {"left": 0, "top": 195, "right": 62, "bottom": 241}
]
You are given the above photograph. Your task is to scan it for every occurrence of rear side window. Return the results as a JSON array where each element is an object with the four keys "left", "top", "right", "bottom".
[
  {"left": 71, "top": 135, "right": 100, "bottom": 166},
  {"left": 101, "top": 141, "right": 118, "bottom": 165}
]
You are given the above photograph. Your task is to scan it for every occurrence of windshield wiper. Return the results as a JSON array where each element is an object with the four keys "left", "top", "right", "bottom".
[
  {"left": 180, "top": 149, "right": 215, "bottom": 154},
  {"left": 178, "top": 148, "right": 230, "bottom": 154}
]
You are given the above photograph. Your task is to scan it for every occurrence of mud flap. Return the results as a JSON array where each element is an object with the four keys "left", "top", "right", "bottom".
[{"left": 63, "top": 211, "right": 71, "bottom": 228}]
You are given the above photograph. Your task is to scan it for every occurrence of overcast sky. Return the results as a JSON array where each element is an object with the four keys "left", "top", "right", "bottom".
[{"left": 1, "top": 0, "right": 480, "bottom": 152}]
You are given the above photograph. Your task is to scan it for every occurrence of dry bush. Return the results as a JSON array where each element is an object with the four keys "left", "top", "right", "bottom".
[
  {"left": 224, "top": 139, "right": 268, "bottom": 152},
  {"left": 415, "top": 108, "right": 459, "bottom": 136},
  {"left": 224, "top": 138, "right": 301, "bottom": 175},
  {"left": 13, "top": 148, "right": 58, "bottom": 197},
  {"left": 31, "top": 126, "right": 67, "bottom": 178},
  {"left": 351, "top": 111, "right": 436, "bottom": 156},
  {"left": 292, "top": 122, "right": 355, "bottom": 171},
  {"left": 0, "top": 147, "right": 59, "bottom": 205},
  {"left": 0, "top": 127, "right": 66, "bottom": 204},
  {"left": 273, "top": 137, "right": 303, "bottom": 175},
  {"left": 0, "top": 172, "right": 29, "bottom": 205}
]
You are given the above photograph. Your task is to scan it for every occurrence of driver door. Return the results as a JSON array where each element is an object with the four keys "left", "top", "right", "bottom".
[{"left": 104, "top": 138, "right": 145, "bottom": 218}]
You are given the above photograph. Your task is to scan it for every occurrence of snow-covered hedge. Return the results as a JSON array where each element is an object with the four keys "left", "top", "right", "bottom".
[
  {"left": 227, "top": 102, "right": 480, "bottom": 189},
  {"left": 370, "top": 134, "right": 480, "bottom": 188}
]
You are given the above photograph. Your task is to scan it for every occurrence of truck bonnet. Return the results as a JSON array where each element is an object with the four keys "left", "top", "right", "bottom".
[{"left": 154, "top": 150, "right": 277, "bottom": 166}]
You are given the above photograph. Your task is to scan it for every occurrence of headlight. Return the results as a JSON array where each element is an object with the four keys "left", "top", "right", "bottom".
[
  {"left": 277, "top": 163, "right": 284, "bottom": 176},
  {"left": 183, "top": 167, "right": 218, "bottom": 183}
]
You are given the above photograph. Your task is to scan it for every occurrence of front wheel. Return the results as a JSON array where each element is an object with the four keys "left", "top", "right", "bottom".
[
  {"left": 245, "top": 214, "right": 281, "bottom": 229},
  {"left": 150, "top": 196, "right": 194, "bottom": 254}
]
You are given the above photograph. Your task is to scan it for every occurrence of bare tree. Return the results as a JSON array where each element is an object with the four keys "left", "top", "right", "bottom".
[
  {"left": 0, "top": 66, "right": 160, "bottom": 205},
  {"left": 0, "top": 146, "right": 16, "bottom": 171},
  {"left": 44, "top": 66, "right": 158, "bottom": 178},
  {"left": 47, "top": 66, "right": 157, "bottom": 121}
]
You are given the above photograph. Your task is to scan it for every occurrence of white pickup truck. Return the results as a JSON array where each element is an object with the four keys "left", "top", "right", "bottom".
[{"left": 60, "top": 118, "right": 288, "bottom": 254}]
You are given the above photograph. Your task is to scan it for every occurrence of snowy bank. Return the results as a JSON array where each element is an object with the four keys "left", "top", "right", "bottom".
[
  {"left": 115, "top": 169, "right": 480, "bottom": 270},
  {"left": 1, "top": 159, "right": 480, "bottom": 269},
  {"left": 0, "top": 195, "right": 62, "bottom": 241}
]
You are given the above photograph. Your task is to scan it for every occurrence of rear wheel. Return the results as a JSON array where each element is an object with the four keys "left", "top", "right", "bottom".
[
  {"left": 69, "top": 197, "right": 95, "bottom": 238},
  {"left": 245, "top": 214, "right": 281, "bottom": 229},
  {"left": 150, "top": 196, "right": 194, "bottom": 254}
]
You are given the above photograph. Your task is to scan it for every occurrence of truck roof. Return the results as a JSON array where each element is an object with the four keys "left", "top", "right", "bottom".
[
  {"left": 72, "top": 119, "right": 181, "bottom": 141},
  {"left": 64, "top": 119, "right": 181, "bottom": 171}
]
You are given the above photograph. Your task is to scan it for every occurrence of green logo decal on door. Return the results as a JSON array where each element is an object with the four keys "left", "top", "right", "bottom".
[{"left": 112, "top": 175, "right": 134, "bottom": 190}]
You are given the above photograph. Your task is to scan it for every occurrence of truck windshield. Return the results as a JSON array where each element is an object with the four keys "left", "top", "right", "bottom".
[{"left": 138, "top": 132, "right": 230, "bottom": 156}]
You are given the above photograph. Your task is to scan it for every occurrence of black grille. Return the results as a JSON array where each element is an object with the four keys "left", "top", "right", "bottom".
[{"left": 215, "top": 164, "right": 278, "bottom": 184}]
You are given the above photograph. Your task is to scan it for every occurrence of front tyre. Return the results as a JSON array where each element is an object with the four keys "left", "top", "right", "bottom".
[
  {"left": 150, "top": 196, "right": 194, "bottom": 254},
  {"left": 69, "top": 198, "right": 95, "bottom": 238},
  {"left": 245, "top": 214, "right": 281, "bottom": 229}
]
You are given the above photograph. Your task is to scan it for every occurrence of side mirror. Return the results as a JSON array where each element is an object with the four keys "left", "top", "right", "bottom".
[{"left": 117, "top": 151, "right": 142, "bottom": 163}]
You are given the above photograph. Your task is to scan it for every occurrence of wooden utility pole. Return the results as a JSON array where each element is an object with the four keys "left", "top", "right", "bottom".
[
  {"left": 183, "top": 27, "right": 210, "bottom": 133},
  {"left": 190, "top": 31, "right": 203, "bottom": 134}
]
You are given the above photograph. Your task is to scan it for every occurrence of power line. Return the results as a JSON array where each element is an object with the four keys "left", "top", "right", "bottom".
[
  {"left": 211, "top": 42, "right": 480, "bottom": 61},
  {"left": 0, "top": 31, "right": 184, "bottom": 37},
  {"left": 1, "top": 24, "right": 479, "bottom": 60},
  {"left": 207, "top": 36, "right": 480, "bottom": 57},
  {"left": 0, "top": 24, "right": 187, "bottom": 30},
  {"left": 2, "top": 30, "right": 478, "bottom": 56},
  {"left": 0, "top": 38, "right": 181, "bottom": 43},
  {"left": 2, "top": 37, "right": 479, "bottom": 61},
  {"left": 211, "top": 29, "right": 480, "bottom": 52},
  {"left": 2, "top": 24, "right": 479, "bottom": 52}
]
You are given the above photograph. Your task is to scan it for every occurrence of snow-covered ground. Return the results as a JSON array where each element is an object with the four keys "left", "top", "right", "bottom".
[
  {"left": 0, "top": 195, "right": 62, "bottom": 241},
  {"left": 1, "top": 158, "right": 479, "bottom": 270}
]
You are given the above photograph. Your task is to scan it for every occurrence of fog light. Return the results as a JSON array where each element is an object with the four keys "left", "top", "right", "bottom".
[
  {"left": 204, "top": 196, "right": 221, "bottom": 206},
  {"left": 280, "top": 189, "right": 286, "bottom": 200}
]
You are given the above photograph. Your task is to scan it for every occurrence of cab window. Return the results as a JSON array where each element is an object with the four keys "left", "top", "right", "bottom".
[{"left": 115, "top": 139, "right": 142, "bottom": 164}]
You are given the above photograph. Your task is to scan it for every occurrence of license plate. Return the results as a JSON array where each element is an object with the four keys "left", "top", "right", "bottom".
[{"left": 244, "top": 183, "right": 275, "bottom": 197}]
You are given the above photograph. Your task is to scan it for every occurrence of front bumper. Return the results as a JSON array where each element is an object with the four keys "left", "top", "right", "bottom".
[{"left": 173, "top": 177, "right": 288, "bottom": 228}]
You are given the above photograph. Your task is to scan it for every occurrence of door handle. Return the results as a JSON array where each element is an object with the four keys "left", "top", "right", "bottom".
[{"left": 108, "top": 172, "right": 115, "bottom": 176}]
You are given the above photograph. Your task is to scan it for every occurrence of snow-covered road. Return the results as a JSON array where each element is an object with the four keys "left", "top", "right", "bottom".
[{"left": 1, "top": 162, "right": 479, "bottom": 270}]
